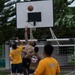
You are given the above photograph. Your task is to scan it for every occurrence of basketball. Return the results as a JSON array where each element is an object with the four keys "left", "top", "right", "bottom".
[{"left": 28, "top": 5, "right": 34, "bottom": 11}]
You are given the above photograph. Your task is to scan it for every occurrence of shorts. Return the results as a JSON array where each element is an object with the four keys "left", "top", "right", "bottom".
[
  {"left": 11, "top": 63, "right": 23, "bottom": 73},
  {"left": 22, "top": 58, "right": 31, "bottom": 70}
]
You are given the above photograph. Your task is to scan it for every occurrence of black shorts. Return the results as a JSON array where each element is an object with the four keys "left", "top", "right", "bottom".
[
  {"left": 11, "top": 63, "right": 23, "bottom": 73},
  {"left": 22, "top": 58, "right": 31, "bottom": 70},
  {"left": 28, "top": 69, "right": 35, "bottom": 75}
]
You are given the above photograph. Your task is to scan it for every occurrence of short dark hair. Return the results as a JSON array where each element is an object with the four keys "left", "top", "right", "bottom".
[
  {"left": 44, "top": 44, "right": 54, "bottom": 56},
  {"left": 12, "top": 43, "right": 17, "bottom": 49},
  {"left": 34, "top": 47, "right": 39, "bottom": 53},
  {"left": 32, "top": 41, "right": 36, "bottom": 47}
]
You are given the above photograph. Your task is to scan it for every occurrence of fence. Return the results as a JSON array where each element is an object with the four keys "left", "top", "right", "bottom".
[
  {"left": 28, "top": 38, "right": 75, "bottom": 75},
  {"left": 47, "top": 38, "right": 75, "bottom": 75},
  {"left": 1, "top": 38, "right": 75, "bottom": 75}
]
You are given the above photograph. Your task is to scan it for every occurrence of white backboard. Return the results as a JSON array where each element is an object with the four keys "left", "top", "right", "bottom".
[{"left": 16, "top": 0, "right": 53, "bottom": 28}]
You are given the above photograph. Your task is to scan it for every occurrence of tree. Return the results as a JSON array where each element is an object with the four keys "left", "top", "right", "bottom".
[
  {"left": 53, "top": 0, "right": 75, "bottom": 38},
  {"left": 0, "top": 0, "right": 29, "bottom": 44},
  {"left": 0, "top": 0, "right": 75, "bottom": 44},
  {"left": 0, "top": 0, "right": 21, "bottom": 44},
  {"left": 0, "top": 0, "right": 7, "bottom": 44}
]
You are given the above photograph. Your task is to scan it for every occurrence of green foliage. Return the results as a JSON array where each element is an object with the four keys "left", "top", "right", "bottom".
[
  {"left": 16, "top": 29, "right": 24, "bottom": 39},
  {"left": 0, "top": 0, "right": 6, "bottom": 12},
  {"left": 33, "top": 28, "right": 51, "bottom": 39},
  {"left": 0, "top": 25, "right": 16, "bottom": 44},
  {"left": 0, "top": 31, "right": 5, "bottom": 44},
  {"left": 0, "top": 0, "right": 19, "bottom": 44},
  {"left": 0, "top": 72, "right": 9, "bottom": 75},
  {"left": 54, "top": 0, "right": 75, "bottom": 27},
  {"left": 53, "top": 0, "right": 75, "bottom": 38},
  {"left": 0, "top": 0, "right": 75, "bottom": 44}
]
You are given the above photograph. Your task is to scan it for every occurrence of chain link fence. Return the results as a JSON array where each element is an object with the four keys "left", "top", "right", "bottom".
[
  {"left": 1, "top": 38, "right": 75, "bottom": 75},
  {"left": 48, "top": 38, "right": 75, "bottom": 75}
]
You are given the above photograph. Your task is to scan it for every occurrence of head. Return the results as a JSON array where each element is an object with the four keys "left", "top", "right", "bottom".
[
  {"left": 12, "top": 43, "right": 17, "bottom": 49},
  {"left": 34, "top": 47, "right": 39, "bottom": 53},
  {"left": 29, "top": 41, "right": 36, "bottom": 47},
  {"left": 44, "top": 44, "right": 54, "bottom": 57}
]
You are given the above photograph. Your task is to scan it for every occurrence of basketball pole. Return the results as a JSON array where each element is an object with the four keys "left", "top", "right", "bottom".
[
  {"left": 30, "top": 28, "right": 35, "bottom": 39},
  {"left": 49, "top": 28, "right": 60, "bottom": 45}
]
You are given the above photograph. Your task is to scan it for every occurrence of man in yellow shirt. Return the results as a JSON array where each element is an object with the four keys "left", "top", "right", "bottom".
[
  {"left": 9, "top": 37, "right": 23, "bottom": 75},
  {"left": 34, "top": 44, "right": 60, "bottom": 75}
]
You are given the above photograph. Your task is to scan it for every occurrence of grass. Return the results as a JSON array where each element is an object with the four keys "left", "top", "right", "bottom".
[
  {"left": 0, "top": 67, "right": 69, "bottom": 75},
  {"left": 0, "top": 71, "right": 68, "bottom": 75},
  {"left": 0, "top": 67, "right": 10, "bottom": 75},
  {"left": 0, "top": 73, "right": 9, "bottom": 75}
]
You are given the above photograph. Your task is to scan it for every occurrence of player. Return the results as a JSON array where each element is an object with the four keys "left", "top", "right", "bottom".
[
  {"left": 22, "top": 27, "right": 36, "bottom": 75},
  {"left": 9, "top": 37, "right": 23, "bottom": 75},
  {"left": 34, "top": 44, "right": 60, "bottom": 75},
  {"left": 28, "top": 47, "right": 42, "bottom": 75}
]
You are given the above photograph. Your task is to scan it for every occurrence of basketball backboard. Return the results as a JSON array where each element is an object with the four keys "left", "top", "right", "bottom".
[{"left": 16, "top": 0, "right": 53, "bottom": 28}]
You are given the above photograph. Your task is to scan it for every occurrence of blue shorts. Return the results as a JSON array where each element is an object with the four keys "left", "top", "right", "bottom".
[{"left": 11, "top": 63, "right": 23, "bottom": 73}]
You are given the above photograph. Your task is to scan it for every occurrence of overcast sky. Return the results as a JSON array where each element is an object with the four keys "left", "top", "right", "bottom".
[
  {"left": 12, "top": 0, "right": 75, "bottom": 7},
  {"left": 68, "top": 0, "right": 75, "bottom": 7}
]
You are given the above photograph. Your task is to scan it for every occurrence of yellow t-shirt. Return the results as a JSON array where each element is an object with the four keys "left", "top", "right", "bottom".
[
  {"left": 9, "top": 45, "right": 23, "bottom": 64},
  {"left": 34, "top": 57, "right": 60, "bottom": 75}
]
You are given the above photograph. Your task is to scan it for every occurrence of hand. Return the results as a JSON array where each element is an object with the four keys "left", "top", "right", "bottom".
[
  {"left": 10, "top": 57, "right": 13, "bottom": 61},
  {"left": 16, "top": 37, "right": 18, "bottom": 40}
]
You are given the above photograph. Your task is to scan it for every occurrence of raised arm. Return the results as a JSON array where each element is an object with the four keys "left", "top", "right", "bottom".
[
  {"left": 25, "top": 27, "right": 28, "bottom": 44},
  {"left": 16, "top": 37, "right": 23, "bottom": 45}
]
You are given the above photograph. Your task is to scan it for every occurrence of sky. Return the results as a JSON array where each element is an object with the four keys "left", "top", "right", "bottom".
[
  {"left": 68, "top": 0, "right": 75, "bottom": 7},
  {"left": 11, "top": 0, "right": 75, "bottom": 7}
]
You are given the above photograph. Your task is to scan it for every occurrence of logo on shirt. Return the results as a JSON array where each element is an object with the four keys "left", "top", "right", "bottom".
[
  {"left": 49, "top": 63, "right": 56, "bottom": 68},
  {"left": 14, "top": 52, "right": 20, "bottom": 55},
  {"left": 31, "top": 56, "right": 38, "bottom": 63}
]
